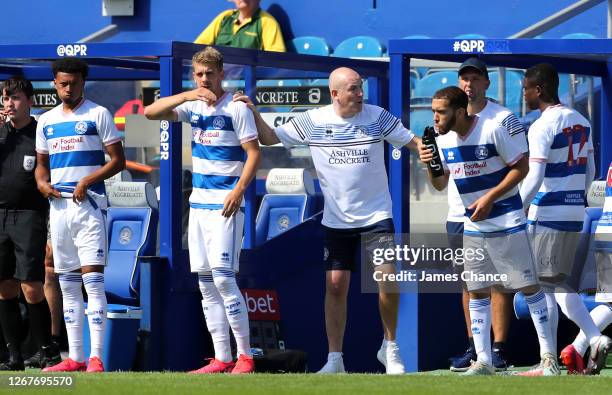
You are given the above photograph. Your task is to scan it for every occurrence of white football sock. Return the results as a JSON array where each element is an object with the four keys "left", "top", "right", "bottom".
[
  {"left": 555, "top": 292, "right": 601, "bottom": 344},
  {"left": 469, "top": 298, "right": 492, "bottom": 366},
  {"left": 83, "top": 272, "right": 107, "bottom": 360},
  {"left": 212, "top": 268, "right": 252, "bottom": 357},
  {"left": 198, "top": 273, "right": 231, "bottom": 363},
  {"left": 525, "top": 290, "right": 555, "bottom": 357},
  {"left": 544, "top": 292, "right": 559, "bottom": 352},
  {"left": 328, "top": 352, "right": 343, "bottom": 360},
  {"left": 59, "top": 273, "right": 85, "bottom": 362},
  {"left": 572, "top": 304, "right": 612, "bottom": 356}
]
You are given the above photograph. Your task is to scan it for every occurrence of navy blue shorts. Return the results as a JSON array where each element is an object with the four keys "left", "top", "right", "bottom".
[{"left": 323, "top": 218, "right": 395, "bottom": 272}]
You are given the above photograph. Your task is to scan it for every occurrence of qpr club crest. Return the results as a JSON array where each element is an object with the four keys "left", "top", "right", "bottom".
[
  {"left": 277, "top": 214, "right": 290, "bottom": 231},
  {"left": 212, "top": 116, "right": 225, "bottom": 129},
  {"left": 119, "top": 226, "right": 133, "bottom": 245},
  {"left": 75, "top": 121, "right": 88, "bottom": 135},
  {"left": 357, "top": 126, "right": 368, "bottom": 137},
  {"left": 23, "top": 155, "right": 35, "bottom": 171},
  {"left": 474, "top": 145, "right": 489, "bottom": 160},
  {"left": 191, "top": 114, "right": 199, "bottom": 123}
]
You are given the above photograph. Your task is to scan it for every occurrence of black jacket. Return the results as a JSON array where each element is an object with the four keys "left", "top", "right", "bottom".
[{"left": 0, "top": 117, "right": 48, "bottom": 211}]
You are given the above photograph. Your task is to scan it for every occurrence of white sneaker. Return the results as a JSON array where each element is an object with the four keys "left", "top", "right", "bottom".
[
  {"left": 377, "top": 341, "right": 405, "bottom": 374},
  {"left": 462, "top": 361, "right": 495, "bottom": 376},
  {"left": 316, "top": 357, "right": 345, "bottom": 374},
  {"left": 516, "top": 353, "right": 560, "bottom": 376}
]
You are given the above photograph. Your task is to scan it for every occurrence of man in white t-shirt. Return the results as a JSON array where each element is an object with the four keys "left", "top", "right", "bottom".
[
  {"left": 520, "top": 63, "right": 611, "bottom": 375},
  {"left": 234, "top": 67, "right": 419, "bottom": 374},
  {"left": 144, "top": 47, "right": 260, "bottom": 374},
  {"left": 448, "top": 58, "right": 527, "bottom": 372}
]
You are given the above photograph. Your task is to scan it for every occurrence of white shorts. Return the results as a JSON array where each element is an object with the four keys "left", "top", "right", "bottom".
[
  {"left": 49, "top": 194, "right": 107, "bottom": 273},
  {"left": 463, "top": 229, "right": 538, "bottom": 292},
  {"left": 595, "top": 251, "right": 612, "bottom": 303},
  {"left": 188, "top": 208, "right": 244, "bottom": 273},
  {"left": 528, "top": 223, "right": 580, "bottom": 279}
]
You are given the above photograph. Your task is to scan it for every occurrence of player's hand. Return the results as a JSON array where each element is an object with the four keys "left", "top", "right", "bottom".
[
  {"left": 418, "top": 142, "right": 434, "bottom": 164},
  {"left": 38, "top": 182, "right": 61, "bottom": 199},
  {"left": 222, "top": 187, "right": 245, "bottom": 218},
  {"left": 73, "top": 179, "right": 89, "bottom": 203},
  {"left": 232, "top": 91, "right": 256, "bottom": 110},
  {"left": 183, "top": 87, "right": 217, "bottom": 103},
  {"left": 0, "top": 110, "right": 9, "bottom": 127},
  {"left": 467, "top": 195, "right": 493, "bottom": 222}
]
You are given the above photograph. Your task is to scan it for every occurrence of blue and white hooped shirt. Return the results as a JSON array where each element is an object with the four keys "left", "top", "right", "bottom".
[
  {"left": 174, "top": 92, "right": 257, "bottom": 210},
  {"left": 527, "top": 105, "right": 593, "bottom": 232},
  {"left": 438, "top": 116, "right": 526, "bottom": 235},
  {"left": 35, "top": 99, "right": 122, "bottom": 196}
]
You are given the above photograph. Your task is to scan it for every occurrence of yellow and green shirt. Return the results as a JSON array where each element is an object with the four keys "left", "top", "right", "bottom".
[{"left": 194, "top": 8, "right": 286, "bottom": 52}]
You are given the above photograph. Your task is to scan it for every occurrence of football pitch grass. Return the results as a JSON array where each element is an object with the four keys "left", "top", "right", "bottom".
[{"left": 1, "top": 368, "right": 611, "bottom": 395}]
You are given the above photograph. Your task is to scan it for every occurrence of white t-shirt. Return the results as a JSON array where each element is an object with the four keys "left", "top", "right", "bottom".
[
  {"left": 274, "top": 104, "right": 414, "bottom": 229},
  {"left": 175, "top": 92, "right": 257, "bottom": 209},
  {"left": 438, "top": 116, "right": 525, "bottom": 234},
  {"left": 446, "top": 100, "right": 527, "bottom": 223},
  {"left": 526, "top": 104, "right": 593, "bottom": 232},
  {"left": 35, "top": 99, "right": 122, "bottom": 196}
]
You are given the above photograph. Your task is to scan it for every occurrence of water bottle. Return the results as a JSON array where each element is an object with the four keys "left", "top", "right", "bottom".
[{"left": 422, "top": 126, "right": 445, "bottom": 177}]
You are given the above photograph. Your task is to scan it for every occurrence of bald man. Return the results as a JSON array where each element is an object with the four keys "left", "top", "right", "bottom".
[{"left": 234, "top": 67, "right": 420, "bottom": 374}]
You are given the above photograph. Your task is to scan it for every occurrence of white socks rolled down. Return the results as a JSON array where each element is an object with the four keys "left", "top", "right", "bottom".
[
  {"left": 469, "top": 298, "right": 492, "bottom": 366},
  {"left": 525, "top": 290, "right": 556, "bottom": 357},
  {"left": 572, "top": 304, "right": 612, "bottom": 355},
  {"left": 59, "top": 273, "right": 85, "bottom": 362},
  {"left": 83, "top": 272, "right": 107, "bottom": 360},
  {"left": 198, "top": 273, "right": 231, "bottom": 363}
]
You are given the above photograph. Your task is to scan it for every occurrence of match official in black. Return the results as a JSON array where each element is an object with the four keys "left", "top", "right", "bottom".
[{"left": 0, "top": 76, "right": 57, "bottom": 370}]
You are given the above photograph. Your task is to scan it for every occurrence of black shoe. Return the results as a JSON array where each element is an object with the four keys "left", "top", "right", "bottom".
[
  {"left": 40, "top": 343, "right": 62, "bottom": 369},
  {"left": 24, "top": 349, "right": 42, "bottom": 368},
  {"left": 492, "top": 346, "right": 510, "bottom": 371},
  {"left": 25, "top": 342, "right": 62, "bottom": 369},
  {"left": 0, "top": 358, "right": 25, "bottom": 371},
  {"left": 0, "top": 349, "right": 8, "bottom": 364},
  {"left": 449, "top": 346, "right": 476, "bottom": 372}
]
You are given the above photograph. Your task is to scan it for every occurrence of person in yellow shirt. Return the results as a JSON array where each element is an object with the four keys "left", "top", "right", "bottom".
[{"left": 195, "top": 0, "right": 286, "bottom": 52}]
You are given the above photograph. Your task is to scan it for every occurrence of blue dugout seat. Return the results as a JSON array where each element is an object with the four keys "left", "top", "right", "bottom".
[
  {"left": 255, "top": 168, "right": 316, "bottom": 246},
  {"left": 256, "top": 79, "right": 303, "bottom": 87},
  {"left": 487, "top": 70, "right": 523, "bottom": 114},
  {"left": 410, "top": 108, "right": 432, "bottom": 135},
  {"left": 413, "top": 71, "right": 456, "bottom": 99},
  {"left": 514, "top": 181, "right": 608, "bottom": 319},
  {"left": 291, "top": 36, "right": 331, "bottom": 56},
  {"left": 333, "top": 36, "right": 384, "bottom": 58},
  {"left": 562, "top": 33, "right": 597, "bottom": 39},
  {"left": 105, "top": 181, "right": 159, "bottom": 305},
  {"left": 454, "top": 33, "right": 487, "bottom": 39}
]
